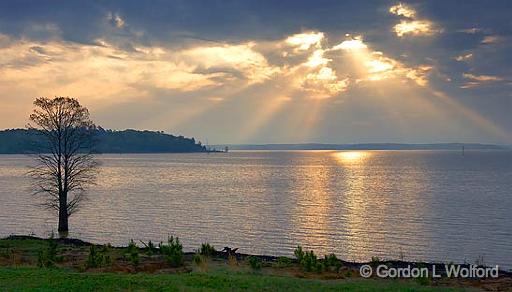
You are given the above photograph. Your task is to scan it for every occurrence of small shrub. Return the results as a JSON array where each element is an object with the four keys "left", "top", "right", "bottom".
[
  {"left": 87, "top": 245, "right": 112, "bottom": 268},
  {"left": 370, "top": 256, "right": 380, "bottom": 266},
  {"left": 248, "top": 256, "right": 262, "bottom": 270},
  {"left": 301, "top": 250, "right": 318, "bottom": 272},
  {"left": 37, "top": 236, "right": 59, "bottom": 268},
  {"left": 193, "top": 253, "right": 209, "bottom": 272},
  {"left": 315, "top": 261, "right": 325, "bottom": 273},
  {"left": 276, "top": 256, "right": 292, "bottom": 268},
  {"left": 160, "top": 236, "right": 183, "bottom": 267},
  {"left": 193, "top": 253, "right": 202, "bottom": 265},
  {"left": 126, "top": 240, "right": 139, "bottom": 267},
  {"left": 294, "top": 246, "right": 324, "bottom": 272},
  {"left": 323, "top": 253, "right": 337, "bottom": 266},
  {"left": 87, "top": 245, "right": 100, "bottom": 268},
  {"left": 147, "top": 241, "right": 157, "bottom": 255},
  {"left": 199, "top": 242, "right": 216, "bottom": 257},
  {"left": 323, "top": 253, "right": 342, "bottom": 272},
  {"left": 294, "top": 245, "right": 304, "bottom": 262},
  {"left": 102, "top": 244, "right": 113, "bottom": 264}
]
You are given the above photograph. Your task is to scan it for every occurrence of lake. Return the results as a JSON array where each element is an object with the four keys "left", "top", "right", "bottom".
[{"left": 0, "top": 150, "right": 511, "bottom": 268}]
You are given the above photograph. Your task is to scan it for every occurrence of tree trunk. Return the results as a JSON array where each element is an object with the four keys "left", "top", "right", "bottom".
[{"left": 58, "top": 191, "right": 69, "bottom": 234}]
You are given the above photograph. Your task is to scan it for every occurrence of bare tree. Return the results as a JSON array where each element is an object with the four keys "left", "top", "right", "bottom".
[{"left": 28, "top": 97, "right": 98, "bottom": 235}]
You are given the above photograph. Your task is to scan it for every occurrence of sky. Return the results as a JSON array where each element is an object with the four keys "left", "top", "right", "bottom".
[{"left": 0, "top": 0, "right": 511, "bottom": 144}]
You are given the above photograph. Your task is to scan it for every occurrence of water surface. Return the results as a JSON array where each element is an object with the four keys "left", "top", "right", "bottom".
[{"left": 0, "top": 150, "right": 511, "bottom": 268}]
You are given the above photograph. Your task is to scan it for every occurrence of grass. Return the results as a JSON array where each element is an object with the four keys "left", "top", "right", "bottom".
[
  {"left": 0, "top": 267, "right": 460, "bottom": 291},
  {"left": 0, "top": 238, "right": 48, "bottom": 254}
]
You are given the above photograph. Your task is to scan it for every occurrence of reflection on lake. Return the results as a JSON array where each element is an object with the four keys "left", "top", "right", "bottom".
[{"left": 0, "top": 150, "right": 511, "bottom": 268}]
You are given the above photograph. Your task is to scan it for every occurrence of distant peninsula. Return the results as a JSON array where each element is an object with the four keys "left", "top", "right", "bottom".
[
  {"left": 0, "top": 128, "right": 207, "bottom": 154},
  {"left": 217, "top": 143, "right": 510, "bottom": 151}
]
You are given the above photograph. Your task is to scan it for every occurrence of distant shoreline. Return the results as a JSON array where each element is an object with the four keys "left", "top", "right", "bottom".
[
  {"left": 0, "top": 128, "right": 207, "bottom": 154},
  {"left": 215, "top": 143, "right": 511, "bottom": 151}
]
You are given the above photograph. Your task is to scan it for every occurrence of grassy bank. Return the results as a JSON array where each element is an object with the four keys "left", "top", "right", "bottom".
[
  {"left": 0, "top": 236, "right": 509, "bottom": 291},
  {"left": 0, "top": 267, "right": 452, "bottom": 291}
]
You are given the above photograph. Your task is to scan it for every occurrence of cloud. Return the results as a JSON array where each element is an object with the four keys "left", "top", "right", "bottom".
[
  {"left": 304, "top": 49, "right": 330, "bottom": 67},
  {"left": 285, "top": 32, "right": 324, "bottom": 51},
  {"left": 301, "top": 67, "right": 349, "bottom": 98},
  {"left": 107, "top": 12, "right": 125, "bottom": 28},
  {"left": 181, "top": 43, "right": 279, "bottom": 85},
  {"left": 331, "top": 36, "right": 367, "bottom": 50},
  {"left": 363, "top": 53, "right": 431, "bottom": 86},
  {"left": 393, "top": 20, "right": 435, "bottom": 37},
  {"left": 0, "top": 28, "right": 436, "bottom": 111},
  {"left": 458, "top": 28, "right": 482, "bottom": 34},
  {"left": 0, "top": 37, "right": 280, "bottom": 108},
  {"left": 0, "top": 31, "right": 350, "bottom": 109},
  {"left": 330, "top": 35, "right": 432, "bottom": 86},
  {"left": 389, "top": 3, "right": 416, "bottom": 18},
  {"left": 283, "top": 34, "right": 434, "bottom": 97},
  {"left": 454, "top": 53, "right": 473, "bottom": 62},
  {"left": 389, "top": 3, "right": 438, "bottom": 37},
  {"left": 405, "top": 65, "right": 432, "bottom": 86},
  {"left": 461, "top": 73, "right": 504, "bottom": 88},
  {"left": 463, "top": 73, "right": 503, "bottom": 82},
  {"left": 276, "top": 32, "right": 351, "bottom": 99},
  {"left": 481, "top": 35, "right": 503, "bottom": 44}
]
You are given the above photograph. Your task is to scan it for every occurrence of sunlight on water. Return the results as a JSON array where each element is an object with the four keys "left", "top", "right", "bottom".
[
  {"left": 292, "top": 158, "right": 331, "bottom": 251},
  {"left": 332, "top": 151, "right": 371, "bottom": 164}
]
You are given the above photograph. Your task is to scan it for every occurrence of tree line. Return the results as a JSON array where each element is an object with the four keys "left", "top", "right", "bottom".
[{"left": 0, "top": 128, "right": 207, "bottom": 154}]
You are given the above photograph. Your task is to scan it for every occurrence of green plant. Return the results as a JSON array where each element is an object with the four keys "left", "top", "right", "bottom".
[
  {"left": 193, "top": 253, "right": 202, "bottom": 265},
  {"left": 294, "top": 245, "right": 304, "bottom": 262},
  {"left": 370, "top": 256, "right": 380, "bottom": 266},
  {"left": 147, "top": 241, "right": 157, "bottom": 256},
  {"left": 301, "top": 250, "right": 318, "bottom": 272},
  {"left": 323, "top": 253, "right": 342, "bottom": 272},
  {"left": 160, "top": 236, "right": 183, "bottom": 267},
  {"left": 248, "top": 256, "right": 262, "bottom": 270},
  {"left": 199, "top": 242, "right": 216, "bottom": 257},
  {"left": 294, "top": 246, "right": 324, "bottom": 272},
  {"left": 126, "top": 240, "right": 139, "bottom": 267},
  {"left": 37, "top": 236, "right": 59, "bottom": 268},
  {"left": 276, "top": 256, "right": 292, "bottom": 268},
  {"left": 314, "top": 261, "right": 325, "bottom": 273},
  {"left": 87, "top": 245, "right": 100, "bottom": 268},
  {"left": 87, "top": 245, "right": 112, "bottom": 268},
  {"left": 193, "top": 253, "right": 209, "bottom": 272},
  {"left": 102, "top": 244, "right": 113, "bottom": 264}
]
